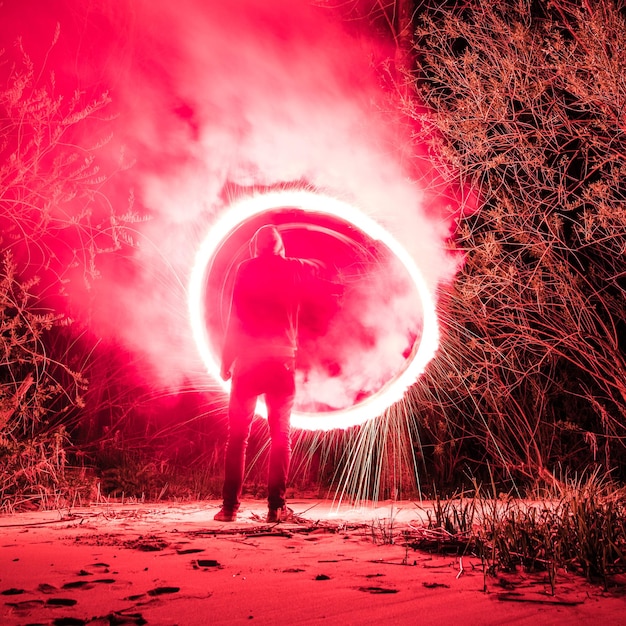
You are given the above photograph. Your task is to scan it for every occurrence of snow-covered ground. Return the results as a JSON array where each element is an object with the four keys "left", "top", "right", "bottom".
[{"left": 1, "top": 500, "right": 624, "bottom": 625}]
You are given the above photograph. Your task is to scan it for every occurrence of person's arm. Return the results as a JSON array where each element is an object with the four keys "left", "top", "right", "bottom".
[
  {"left": 220, "top": 343, "right": 235, "bottom": 381},
  {"left": 294, "top": 257, "right": 326, "bottom": 280},
  {"left": 220, "top": 266, "right": 244, "bottom": 381},
  {"left": 296, "top": 257, "right": 345, "bottom": 296},
  {"left": 294, "top": 257, "right": 344, "bottom": 332}
]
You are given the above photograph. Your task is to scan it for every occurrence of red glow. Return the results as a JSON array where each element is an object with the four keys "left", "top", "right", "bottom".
[
  {"left": 189, "top": 190, "right": 439, "bottom": 431},
  {"left": 1, "top": 0, "right": 471, "bottom": 418}
]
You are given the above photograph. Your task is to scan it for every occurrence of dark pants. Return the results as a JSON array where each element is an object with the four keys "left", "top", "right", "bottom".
[{"left": 222, "top": 357, "right": 295, "bottom": 512}]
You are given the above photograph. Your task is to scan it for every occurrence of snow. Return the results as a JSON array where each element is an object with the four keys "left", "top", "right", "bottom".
[{"left": 1, "top": 500, "right": 624, "bottom": 625}]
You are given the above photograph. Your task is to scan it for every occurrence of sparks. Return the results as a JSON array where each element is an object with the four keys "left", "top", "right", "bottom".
[{"left": 188, "top": 189, "right": 439, "bottom": 431}]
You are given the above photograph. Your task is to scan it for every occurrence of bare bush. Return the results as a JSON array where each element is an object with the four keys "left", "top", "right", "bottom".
[
  {"left": 0, "top": 30, "right": 139, "bottom": 508},
  {"left": 410, "top": 0, "right": 626, "bottom": 485}
]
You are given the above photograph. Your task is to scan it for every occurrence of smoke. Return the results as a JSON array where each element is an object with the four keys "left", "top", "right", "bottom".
[
  {"left": 4, "top": 0, "right": 467, "bottom": 404},
  {"left": 297, "top": 253, "right": 423, "bottom": 412}
]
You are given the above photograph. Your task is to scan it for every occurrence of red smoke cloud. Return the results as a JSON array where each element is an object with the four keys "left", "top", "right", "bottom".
[{"left": 2, "top": 0, "right": 470, "bottom": 406}]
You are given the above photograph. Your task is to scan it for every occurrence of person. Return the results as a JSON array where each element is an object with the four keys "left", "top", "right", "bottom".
[{"left": 214, "top": 225, "right": 324, "bottom": 523}]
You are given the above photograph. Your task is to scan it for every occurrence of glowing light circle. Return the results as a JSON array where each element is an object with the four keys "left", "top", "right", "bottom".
[{"left": 188, "top": 190, "right": 439, "bottom": 431}]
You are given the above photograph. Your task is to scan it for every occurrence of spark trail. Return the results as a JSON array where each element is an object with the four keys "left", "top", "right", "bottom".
[{"left": 189, "top": 189, "right": 440, "bottom": 431}]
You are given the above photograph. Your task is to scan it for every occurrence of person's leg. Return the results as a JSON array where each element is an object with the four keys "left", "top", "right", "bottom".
[
  {"left": 265, "top": 359, "right": 296, "bottom": 513},
  {"left": 220, "top": 370, "right": 257, "bottom": 516}
]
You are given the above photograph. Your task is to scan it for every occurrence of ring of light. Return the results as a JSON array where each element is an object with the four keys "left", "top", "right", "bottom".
[{"left": 188, "top": 190, "right": 439, "bottom": 431}]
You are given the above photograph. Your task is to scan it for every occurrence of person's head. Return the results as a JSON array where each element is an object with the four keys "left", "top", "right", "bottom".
[{"left": 250, "top": 225, "right": 285, "bottom": 257}]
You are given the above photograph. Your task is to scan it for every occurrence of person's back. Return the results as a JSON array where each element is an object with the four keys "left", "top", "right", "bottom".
[{"left": 222, "top": 230, "right": 321, "bottom": 377}]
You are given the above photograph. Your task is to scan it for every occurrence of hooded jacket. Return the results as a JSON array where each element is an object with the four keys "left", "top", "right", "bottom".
[{"left": 221, "top": 226, "right": 322, "bottom": 374}]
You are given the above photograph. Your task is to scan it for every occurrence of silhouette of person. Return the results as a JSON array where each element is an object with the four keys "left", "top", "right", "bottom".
[{"left": 214, "top": 225, "right": 324, "bottom": 523}]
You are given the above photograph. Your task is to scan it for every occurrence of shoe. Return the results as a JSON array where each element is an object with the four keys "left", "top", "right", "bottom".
[
  {"left": 266, "top": 506, "right": 294, "bottom": 523},
  {"left": 214, "top": 508, "right": 237, "bottom": 522}
]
